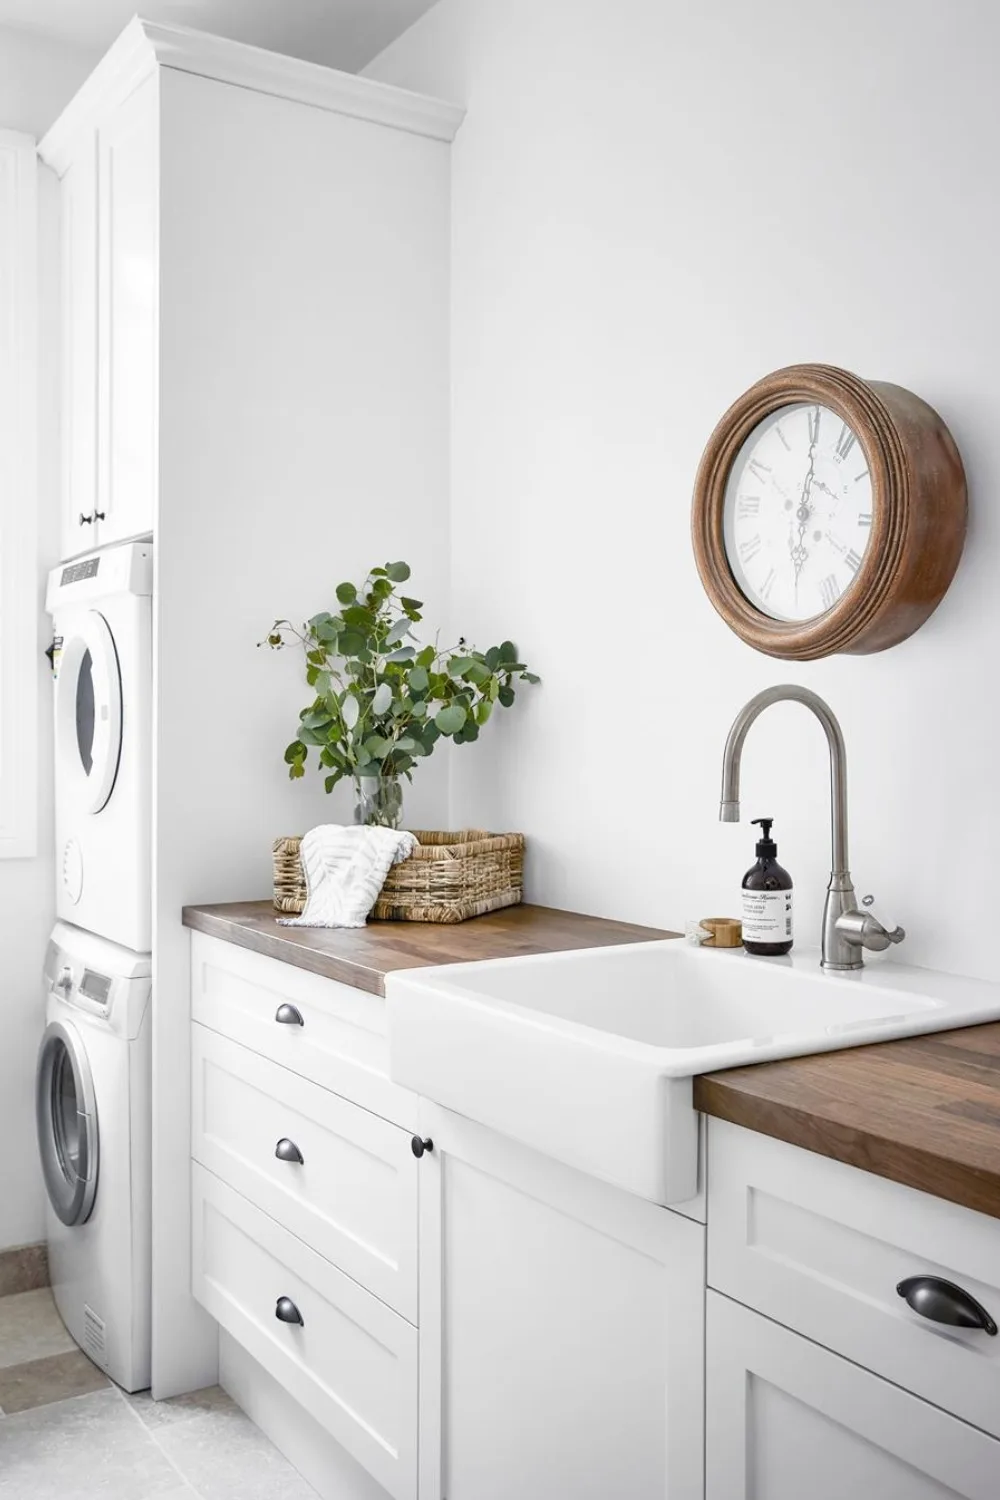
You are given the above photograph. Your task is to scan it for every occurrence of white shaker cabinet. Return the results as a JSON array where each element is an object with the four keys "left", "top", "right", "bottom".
[
  {"left": 58, "top": 137, "right": 99, "bottom": 552},
  {"left": 416, "top": 1102, "right": 705, "bottom": 1500},
  {"left": 51, "top": 74, "right": 158, "bottom": 555},
  {"left": 707, "top": 1291, "right": 1000, "bottom": 1500},
  {"left": 95, "top": 74, "right": 158, "bottom": 547}
]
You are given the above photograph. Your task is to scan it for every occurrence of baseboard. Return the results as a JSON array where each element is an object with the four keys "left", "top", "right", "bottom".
[
  {"left": 0, "top": 1242, "right": 49, "bottom": 1298},
  {"left": 219, "top": 1332, "right": 389, "bottom": 1500}
]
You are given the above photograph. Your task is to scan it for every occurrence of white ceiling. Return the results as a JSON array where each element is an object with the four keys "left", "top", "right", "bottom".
[{"left": 0, "top": 0, "right": 439, "bottom": 72}]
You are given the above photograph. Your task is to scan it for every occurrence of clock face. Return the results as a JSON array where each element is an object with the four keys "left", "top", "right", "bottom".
[{"left": 722, "top": 402, "right": 874, "bottom": 622}]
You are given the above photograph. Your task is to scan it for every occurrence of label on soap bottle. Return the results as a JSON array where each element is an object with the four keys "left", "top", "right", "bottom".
[{"left": 741, "top": 889, "right": 793, "bottom": 944}]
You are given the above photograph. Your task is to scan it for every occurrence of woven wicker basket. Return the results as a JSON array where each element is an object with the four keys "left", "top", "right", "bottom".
[{"left": 272, "top": 830, "right": 525, "bottom": 924}]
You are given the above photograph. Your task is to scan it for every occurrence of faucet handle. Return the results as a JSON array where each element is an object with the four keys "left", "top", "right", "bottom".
[{"left": 836, "top": 905, "right": 906, "bottom": 953}]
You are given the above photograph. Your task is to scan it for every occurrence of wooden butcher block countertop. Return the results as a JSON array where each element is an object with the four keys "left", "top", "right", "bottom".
[
  {"left": 182, "top": 899, "right": 674, "bottom": 998},
  {"left": 695, "top": 1023, "right": 1000, "bottom": 1221}
]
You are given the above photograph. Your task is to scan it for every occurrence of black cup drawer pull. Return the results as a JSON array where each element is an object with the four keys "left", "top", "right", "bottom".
[
  {"left": 275, "top": 1296, "right": 304, "bottom": 1327},
  {"left": 896, "top": 1276, "right": 997, "bottom": 1335},
  {"left": 275, "top": 1138, "right": 304, "bottom": 1165},
  {"left": 274, "top": 1003, "right": 304, "bottom": 1026}
]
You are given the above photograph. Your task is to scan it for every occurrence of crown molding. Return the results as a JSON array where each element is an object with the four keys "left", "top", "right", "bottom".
[{"left": 40, "top": 16, "right": 464, "bottom": 174}]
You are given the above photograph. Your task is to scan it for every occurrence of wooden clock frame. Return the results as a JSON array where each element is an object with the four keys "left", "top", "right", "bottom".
[{"left": 691, "top": 364, "right": 968, "bottom": 660}]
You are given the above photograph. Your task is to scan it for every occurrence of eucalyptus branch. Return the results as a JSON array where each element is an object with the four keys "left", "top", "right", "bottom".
[{"left": 264, "top": 560, "right": 540, "bottom": 800}]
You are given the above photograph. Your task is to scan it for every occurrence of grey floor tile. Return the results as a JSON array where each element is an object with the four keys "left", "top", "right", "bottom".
[
  {"left": 0, "top": 1288, "right": 75, "bottom": 1371},
  {"left": 0, "top": 1387, "right": 183, "bottom": 1499},
  {"left": 0, "top": 1347, "right": 109, "bottom": 1413},
  {"left": 0, "top": 1243, "right": 49, "bottom": 1299},
  {"left": 153, "top": 1398, "right": 319, "bottom": 1499},
  {"left": 127, "top": 1384, "right": 237, "bottom": 1430}
]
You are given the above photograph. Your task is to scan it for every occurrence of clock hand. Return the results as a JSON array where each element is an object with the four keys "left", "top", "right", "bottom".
[{"left": 790, "top": 411, "right": 821, "bottom": 585}]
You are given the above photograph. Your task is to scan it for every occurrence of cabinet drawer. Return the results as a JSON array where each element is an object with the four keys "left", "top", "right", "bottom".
[
  {"left": 192, "top": 1025, "right": 418, "bottom": 1321},
  {"left": 190, "top": 931, "right": 418, "bottom": 1129},
  {"left": 707, "top": 1291, "right": 1000, "bottom": 1499},
  {"left": 708, "top": 1119, "right": 1000, "bottom": 1439},
  {"left": 192, "top": 1164, "right": 417, "bottom": 1500}
]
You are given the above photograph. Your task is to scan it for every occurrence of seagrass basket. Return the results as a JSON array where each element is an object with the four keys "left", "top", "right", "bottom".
[{"left": 272, "top": 830, "right": 525, "bottom": 924}]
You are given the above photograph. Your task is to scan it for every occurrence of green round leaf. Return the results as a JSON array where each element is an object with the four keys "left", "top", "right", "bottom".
[
  {"left": 337, "top": 630, "right": 366, "bottom": 657},
  {"left": 342, "top": 694, "right": 360, "bottom": 730},
  {"left": 372, "top": 682, "right": 393, "bottom": 715},
  {"left": 336, "top": 581, "right": 357, "bottom": 605},
  {"left": 385, "top": 561, "right": 412, "bottom": 583},
  {"left": 498, "top": 686, "right": 515, "bottom": 708},
  {"left": 435, "top": 703, "right": 467, "bottom": 735}
]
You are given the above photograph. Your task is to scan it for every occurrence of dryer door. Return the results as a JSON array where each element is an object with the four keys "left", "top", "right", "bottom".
[
  {"left": 54, "top": 611, "right": 123, "bottom": 814},
  {"left": 36, "top": 1020, "right": 99, "bottom": 1226}
]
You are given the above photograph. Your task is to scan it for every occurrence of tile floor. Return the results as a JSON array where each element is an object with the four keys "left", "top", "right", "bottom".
[{"left": 0, "top": 1288, "right": 319, "bottom": 1499}]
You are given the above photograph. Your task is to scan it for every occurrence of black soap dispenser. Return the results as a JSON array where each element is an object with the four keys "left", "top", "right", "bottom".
[{"left": 741, "top": 817, "right": 794, "bottom": 956}]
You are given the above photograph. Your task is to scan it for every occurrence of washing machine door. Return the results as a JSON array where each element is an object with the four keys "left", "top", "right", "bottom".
[
  {"left": 55, "top": 611, "right": 123, "bottom": 814},
  {"left": 36, "top": 1020, "right": 99, "bottom": 1226}
]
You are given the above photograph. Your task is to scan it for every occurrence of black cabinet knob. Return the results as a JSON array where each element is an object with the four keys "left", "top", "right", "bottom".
[
  {"left": 274, "top": 1003, "right": 304, "bottom": 1026},
  {"left": 275, "top": 1138, "right": 304, "bottom": 1165},
  {"left": 411, "top": 1136, "right": 433, "bottom": 1159},
  {"left": 93, "top": 510, "right": 106, "bottom": 521},
  {"left": 79, "top": 512, "right": 94, "bottom": 526},
  {"left": 897, "top": 1276, "right": 997, "bottom": 1335},
  {"left": 275, "top": 1296, "right": 304, "bottom": 1327}
]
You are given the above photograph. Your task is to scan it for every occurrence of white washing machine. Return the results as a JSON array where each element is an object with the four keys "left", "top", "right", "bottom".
[
  {"left": 36, "top": 922, "right": 152, "bottom": 1392},
  {"left": 46, "top": 540, "right": 153, "bottom": 952}
]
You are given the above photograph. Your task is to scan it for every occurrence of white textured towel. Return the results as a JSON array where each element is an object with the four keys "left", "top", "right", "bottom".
[{"left": 277, "top": 823, "right": 418, "bottom": 929}]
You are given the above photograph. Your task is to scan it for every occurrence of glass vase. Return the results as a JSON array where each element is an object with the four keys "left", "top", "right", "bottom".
[{"left": 353, "top": 774, "right": 404, "bottom": 830}]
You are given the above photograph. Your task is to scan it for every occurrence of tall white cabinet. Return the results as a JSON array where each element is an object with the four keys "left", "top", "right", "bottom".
[
  {"left": 41, "top": 20, "right": 461, "bottom": 1398},
  {"left": 50, "top": 66, "right": 158, "bottom": 555}
]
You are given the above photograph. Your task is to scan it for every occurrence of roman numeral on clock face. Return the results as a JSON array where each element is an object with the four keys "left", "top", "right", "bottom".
[
  {"left": 835, "top": 424, "right": 857, "bottom": 462},
  {"left": 807, "top": 406, "right": 821, "bottom": 446},
  {"left": 858, "top": 511, "right": 872, "bottom": 527},
  {"left": 737, "top": 495, "right": 761, "bottom": 518},
  {"left": 760, "top": 567, "right": 776, "bottom": 601},
  {"left": 747, "top": 459, "right": 770, "bottom": 482},
  {"left": 845, "top": 548, "right": 863, "bottom": 575},
  {"left": 820, "top": 573, "right": 841, "bottom": 610},
  {"left": 739, "top": 534, "right": 762, "bottom": 563}
]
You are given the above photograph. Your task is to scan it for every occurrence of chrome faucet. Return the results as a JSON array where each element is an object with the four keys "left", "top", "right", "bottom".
[{"left": 719, "top": 685, "right": 905, "bottom": 970}]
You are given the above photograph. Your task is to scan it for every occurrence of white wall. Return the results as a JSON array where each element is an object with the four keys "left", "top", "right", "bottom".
[
  {"left": 153, "top": 65, "right": 452, "bottom": 1393},
  {"left": 0, "top": 25, "right": 96, "bottom": 1253},
  {"left": 368, "top": 0, "right": 1000, "bottom": 984}
]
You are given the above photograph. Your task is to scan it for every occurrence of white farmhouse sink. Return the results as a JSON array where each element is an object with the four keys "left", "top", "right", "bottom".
[{"left": 385, "top": 941, "right": 1000, "bottom": 1205}]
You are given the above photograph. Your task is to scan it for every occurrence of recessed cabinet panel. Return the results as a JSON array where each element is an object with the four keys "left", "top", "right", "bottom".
[
  {"left": 707, "top": 1292, "right": 1000, "bottom": 1499},
  {"left": 97, "top": 74, "right": 157, "bottom": 544},
  {"left": 191, "top": 1024, "right": 418, "bottom": 1321},
  {"left": 192, "top": 1163, "right": 417, "bottom": 1500},
  {"left": 60, "top": 139, "right": 99, "bottom": 556},
  {"left": 418, "top": 1103, "right": 704, "bottom": 1500},
  {"left": 707, "top": 1119, "right": 1000, "bottom": 1439}
]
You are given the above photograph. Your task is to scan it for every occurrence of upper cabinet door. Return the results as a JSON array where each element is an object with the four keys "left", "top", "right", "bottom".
[
  {"left": 60, "top": 137, "right": 99, "bottom": 557},
  {"left": 97, "top": 75, "right": 158, "bottom": 546}
]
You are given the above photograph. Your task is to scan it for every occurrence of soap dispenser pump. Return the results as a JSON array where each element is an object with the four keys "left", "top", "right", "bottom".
[{"left": 741, "top": 817, "right": 793, "bottom": 956}]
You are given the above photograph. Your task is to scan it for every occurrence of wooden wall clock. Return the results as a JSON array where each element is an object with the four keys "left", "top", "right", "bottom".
[{"left": 691, "top": 364, "right": 967, "bottom": 659}]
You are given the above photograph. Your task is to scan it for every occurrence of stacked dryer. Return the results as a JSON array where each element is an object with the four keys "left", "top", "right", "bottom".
[{"left": 36, "top": 541, "right": 154, "bottom": 1392}]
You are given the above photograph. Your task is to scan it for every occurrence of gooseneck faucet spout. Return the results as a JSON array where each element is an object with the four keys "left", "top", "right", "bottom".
[{"left": 719, "top": 685, "right": 903, "bottom": 970}]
